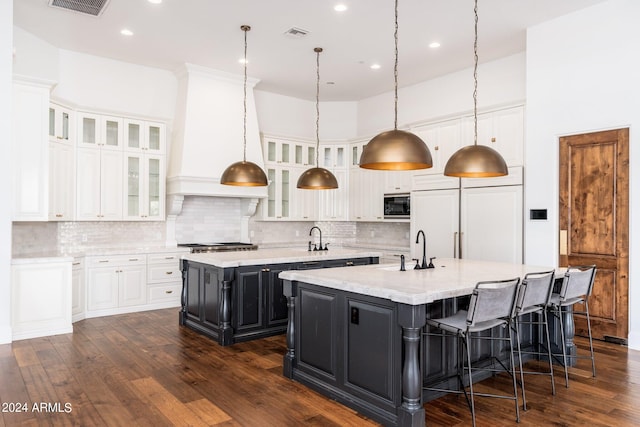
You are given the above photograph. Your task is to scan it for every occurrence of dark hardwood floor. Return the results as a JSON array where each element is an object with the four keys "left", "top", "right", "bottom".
[{"left": 1, "top": 308, "right": 639, "bottom": 426}]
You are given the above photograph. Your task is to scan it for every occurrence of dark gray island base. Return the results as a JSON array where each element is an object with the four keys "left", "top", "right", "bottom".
[
  {"left": 179, "top": 249, "right": 380, "bottom": 346},
  {"left": 280, "top": 259, "right": 575, "bottom": 427}
]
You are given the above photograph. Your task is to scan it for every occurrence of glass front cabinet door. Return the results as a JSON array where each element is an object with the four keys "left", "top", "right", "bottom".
[
  {"left": 124, "top": 154, "right": 165, "bottom": 220},
  {"left": 77, "top": 112, "right": 123, "bottom": 150},
  {"left": 124, "top": 119, "right": 166, "bottom": 154}
]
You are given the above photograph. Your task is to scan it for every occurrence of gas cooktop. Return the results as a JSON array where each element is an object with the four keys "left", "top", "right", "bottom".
[{"left": 178, "top": 242, "right": 258, "bottom": 253}]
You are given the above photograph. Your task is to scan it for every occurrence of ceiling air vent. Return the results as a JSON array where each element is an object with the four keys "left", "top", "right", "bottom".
[
  {"left": 284, "top": 27, "right": 310, "bottom": 38},
  {"left": 48, "top": 0, "right": 112, "bottom": 17}
]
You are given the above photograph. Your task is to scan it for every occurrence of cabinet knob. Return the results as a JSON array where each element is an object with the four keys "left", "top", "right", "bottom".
[
  {"left": 434, "top": 145, "right": 439, "bottom": 151},
  {"left": 56, "top": 214, "right": 63, "bottom": 217},
  {"left": 165, "top": 290, "right": 173, "bottom": 294},
  {"left": 165, "top": 271, "right": 173, "bottom": 275},
  {"left": 261, "top": 268, "right": 271, "bottom": 272},
  {"left": 346, "top": 261, "right": 354, "bottom": 266},
  {"left": 491, "top": 137, "right": 496, "bottom": 142}
]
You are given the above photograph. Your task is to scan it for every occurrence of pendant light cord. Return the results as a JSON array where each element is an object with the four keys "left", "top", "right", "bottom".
[
  {"left": 315, "top": 48, "right": 321, "bottom": 168},
  {"left": 393, "top": 0, "right": 399, "bottom": 131},
  {"left": 242, "top": 25, "right": 249, "bottom": 162},
  {"left": 473, "top": 0, "right": 478, "bottom": 146}
]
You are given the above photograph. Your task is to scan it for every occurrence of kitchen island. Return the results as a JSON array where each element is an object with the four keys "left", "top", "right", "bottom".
[
  {"left": 180, "top": 248, "right": 380, "bottom": 345},
  {"left": 280, "top": 258, "right": 559, "bottom": 427}
]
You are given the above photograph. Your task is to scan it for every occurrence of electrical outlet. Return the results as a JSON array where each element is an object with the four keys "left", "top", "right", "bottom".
[
  {"left": 370, "top": 231, "right": 375, "bottom": 238},
  {"left": 296, "top": 230, "right": 299, "bottom": 237},
  {"left": 81, "top": 234, "right": 88, "bottom": 242}
]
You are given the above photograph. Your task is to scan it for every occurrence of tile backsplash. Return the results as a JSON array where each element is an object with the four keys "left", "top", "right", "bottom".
[
  {"left": 12, "top": 221, "right": 166, "bottom": 256},
  {"left": 12, "top": 200, "right": 410, "bottom": 256}
]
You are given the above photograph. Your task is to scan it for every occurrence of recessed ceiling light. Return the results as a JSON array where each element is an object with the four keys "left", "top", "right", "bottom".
[
  {"left": 370, "top": 64, "right": 381, "bottom": 70},
  {"left": 429, "top": 42, "right": 441, "bottom": 48},
  {"left": 120, "top": 29, "right": 134, "bottom": 36},
  {"left": 334, "top": 4, "right": 348, "bottom": 12},
  {"left": 148, "top": 0, "right": 162, "bottom": 3}
]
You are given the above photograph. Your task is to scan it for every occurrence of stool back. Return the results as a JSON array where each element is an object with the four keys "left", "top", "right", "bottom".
[
  {"left": 467, "top": 278, "right": 520, "bottom": 326},
  {"left": 559, "top": 265, "right": 597, "bottom": 301},
  {"left": 517, "top": 270, "right": 555, "bottom": 313}
]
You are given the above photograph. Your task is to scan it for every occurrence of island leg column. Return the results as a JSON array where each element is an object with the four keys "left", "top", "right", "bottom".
[
  {"left": 219, "top": 279, "right": 233, "bottom": 346},
  {"left": 398, "top": 304, "right": 427, "bottom": 427},
  {"left": 283, "top": 279, "right": 297, "bottom": 378}
]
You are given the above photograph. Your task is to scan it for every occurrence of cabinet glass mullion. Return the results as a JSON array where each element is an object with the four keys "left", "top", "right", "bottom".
[
  {"left": 147, "top": 158, "right": 160, "bottom": 216},
  {"left": 127, "top": 156, "right": 140, "bottom": 217}
]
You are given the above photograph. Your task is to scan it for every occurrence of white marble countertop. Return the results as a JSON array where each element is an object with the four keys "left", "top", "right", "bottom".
[
  {"left": 182, "top": 248, "right": 383, "bottom": 268},
  {"left": 279, "top": 258, "right": 559, "bottom": 305},
  {"left": 12, "top": 246, "right": 190, "bottom": 263}
]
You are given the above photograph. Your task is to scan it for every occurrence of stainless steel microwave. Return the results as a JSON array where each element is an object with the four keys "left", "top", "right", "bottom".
[{"left": 383, "top": 194, "right": 410, "bottom": 219}]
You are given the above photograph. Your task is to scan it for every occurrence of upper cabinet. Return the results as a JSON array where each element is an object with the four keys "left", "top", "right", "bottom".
[
  {"left": 124, "top": 119, "right": 166, "bottom": 154},
  {"left": 263, "top": 136, "right": 315, "bottom": 167},
  {"left": 11, "top": 79, "right": 52, "bottom": 221},
  {"left": 49, "top": 102, "right": 75, "bottom": 221},
  {"left": 75, "top": 110, "right": 166, "bottom": 221},
  {"left": 461, "top": 106, "right": 524, "bottom": 167},
  {"left": 412, "top": 118, "right": 462, "bottom": 176},
  {"left": 77, "top": 112, "right": 123, "bottom": 151}
]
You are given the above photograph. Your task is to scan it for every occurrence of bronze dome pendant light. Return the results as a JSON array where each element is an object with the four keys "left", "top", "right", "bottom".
[
  {"left": 296, "top": 47, "right": 339, "bottom": 190},
  {"left": 359, "top": 0, "right": 432, "bottom": 171},
  {"left": 444, "top": 0, "right": 508, "bottom": 178},
  {"left": 221, "top": 25, "right": 268, "bottom": 187}
]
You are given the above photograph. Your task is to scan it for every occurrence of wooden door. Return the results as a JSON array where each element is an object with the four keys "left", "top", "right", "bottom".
[{"left": 559, "top": 128, "right": 629, "bottom": 342}]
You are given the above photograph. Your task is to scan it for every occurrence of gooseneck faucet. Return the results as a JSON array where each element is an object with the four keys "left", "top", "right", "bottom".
[
  {"left": 415, "top": 230, "right": 427, "bottom": 269},
  {"left": 309, "top": 226, "right": 323, "bottom": 251}
]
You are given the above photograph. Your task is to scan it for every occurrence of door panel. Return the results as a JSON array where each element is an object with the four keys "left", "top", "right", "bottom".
[{"left": 559, "top": 128, "right": 629, "bottom": 341}]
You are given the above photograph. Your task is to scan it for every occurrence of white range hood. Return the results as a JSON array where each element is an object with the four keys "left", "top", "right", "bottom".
[
  {"left": 165, "top": 64, "right": 267, "bottom": 246},
  {"left": 167, "top": 63, "right": 267, "bottom": 199}
]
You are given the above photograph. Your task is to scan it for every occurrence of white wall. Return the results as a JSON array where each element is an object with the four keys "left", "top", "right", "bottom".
[
  {"left": 525, "top": 0, "right": 640, "bottom": 348},
  {"left": 357, "top": 52, "right": 526, "bottom": 136},
  {"left": 255, "top": 90, "right": 358, "bottom": 140},
  {"left": 1, "top": 1, "right": 13, "bottom": 343},
  {"left": 54, "top": 49, "right": 176, "bottom": 120},
  {"left": 12, "top": 26, "right": 58, "bottom": 82}
]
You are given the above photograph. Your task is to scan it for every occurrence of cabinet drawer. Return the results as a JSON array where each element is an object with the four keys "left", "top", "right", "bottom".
[
  {"left": 147, "top": 252, "right": 185, "bottom": 264},
  {"left": 87, "top": 254, "right": 146, "bottom": 268},
  {"left": 148, "top": 264, "right": 181, "bottom": 283},
  {"left": 148, "top": 283, "right": 181, "bottom": 303}
]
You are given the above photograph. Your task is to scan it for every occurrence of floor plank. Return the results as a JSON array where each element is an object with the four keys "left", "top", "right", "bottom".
[{"left": 1, "top": 308, "right": 640, "bottom": 426}]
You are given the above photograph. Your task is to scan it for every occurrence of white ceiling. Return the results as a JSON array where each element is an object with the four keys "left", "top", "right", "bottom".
[{"left": 13, "top": 0, "right": 605, "bottom": 101}]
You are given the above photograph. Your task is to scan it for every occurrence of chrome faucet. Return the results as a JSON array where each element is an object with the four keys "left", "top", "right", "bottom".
[
  {"left": 415, "top": 230, "right": 428, "bottom": 269},
  {"left": 309, "top": 226, "right": 324, "bottom": 251}
]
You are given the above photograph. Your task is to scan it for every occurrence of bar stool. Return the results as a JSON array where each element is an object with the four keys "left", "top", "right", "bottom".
[
  {"left": 512, "top": 270, "right": 556, "bottom": 410},
  {"left": 547, "top": 265, "right": 597, "bottom": 387},
  {"left": 424, "top": 278, "right": 521, "bottom": 427}
]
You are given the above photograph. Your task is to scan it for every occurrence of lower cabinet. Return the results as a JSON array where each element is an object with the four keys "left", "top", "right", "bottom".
[
  {"left": 180, "top": 256, "right": 379, "bottom": 345},
  {"left": 86, "top": 255, "right": 147, "bottom": 313},
  {"left": 85, "top": 252, "right": 187, "bottom": 318},
  {"left": 11, "top": 258, "right": 73, "bottom": 340},
  {"left": 71, "top": 258, "right": 85, "bottom": 322}
]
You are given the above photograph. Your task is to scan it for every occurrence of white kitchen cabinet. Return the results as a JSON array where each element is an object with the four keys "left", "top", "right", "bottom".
[
  {"left": 411, "top": 118, "right": 462, "bottom": 176},
  {"left": 86, "top": 255, "right": 147, "bottom": 316},
  {"left": 48, "top": 139, "right": 75, "bottom": 221},
  {"left": 77, "top": 112, "right": 123, "bottom": 150},
  {"left": 349, "top": 168, "right": 384, "bottom": 222},
  {"left": 383, "top": 171, "right": 414, "bottom": 194},
  {"left": 147, "top": 252, "right": 183, "bottom": 306},
  {"left": 264, "top": 136, "right": 316, "bottom": 167},
  {"left": 410, "top": 187, "right": 460, "bottom": 261},
  {"left": 49, "top": 102, "right": 73, "bottom": 143},
  {"left": 410, "top": 167, "right": 523, "bottom": 263},
  {"left": 261, "top": 135, "right": 320, "bottom": 221},
  {"left": 11, "top": 258, "right": 72, "bottom": 340},
  {"left": 461, "top": 106, "right": 524, "bottom": 167},
  {"left": 290, "top": 167, "right": 318, "bottom": 221},
  {"left": 124, "top": 153, "right": 165, "bottom": 220},
  {"left": 76, "top": 147, "right": 123, "bottom": 220},
  {"left": 263, "top": 166, "right": 292, "bottom": 220},
  {"left": 71, "top": 258, "right": 85, "bottom": 322},
  {"left": 124, "top": 119, "right": 166, "bottom": 154},
  {"left": 11, "top": 79, "right": 51, "bottom": 221},
  {"left": 318, "top": 143, "right": 348, "bottom": 221}
]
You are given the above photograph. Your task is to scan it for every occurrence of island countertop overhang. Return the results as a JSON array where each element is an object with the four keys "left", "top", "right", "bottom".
[
  {"left": 181, "top": 248, "right": 382, "bottom": 268},
  {"left": 279, "top": 258, "right": 558, "bottom": 305}
]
